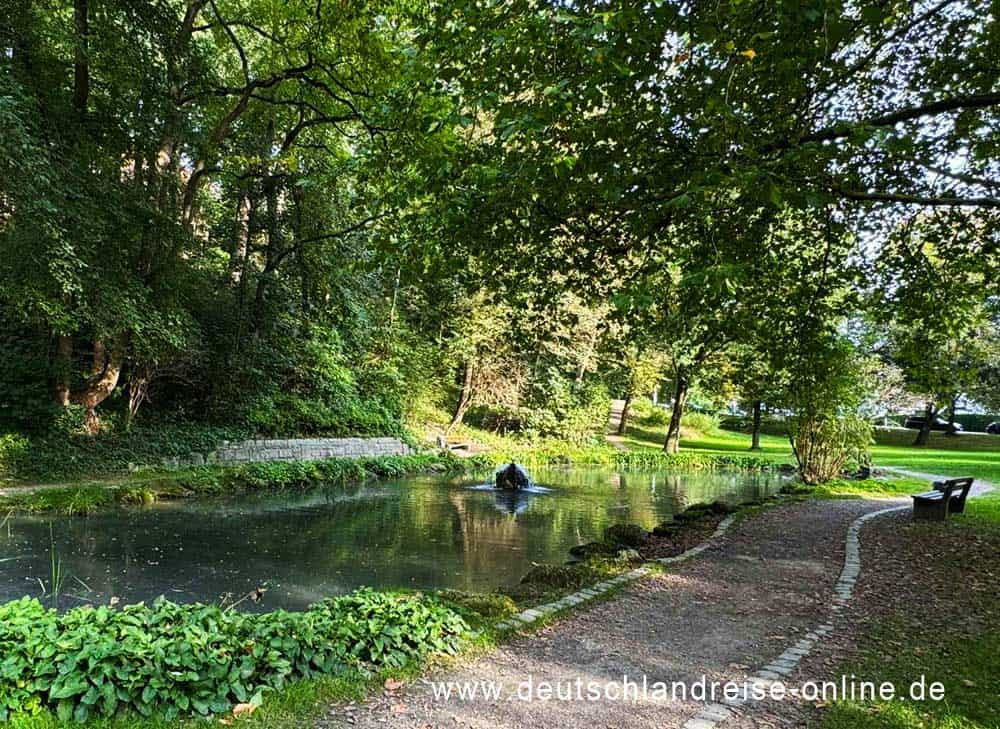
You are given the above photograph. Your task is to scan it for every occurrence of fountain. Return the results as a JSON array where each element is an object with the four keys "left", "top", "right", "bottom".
[{"left": 495, "top": 462, "right": 531, "bottom": 490}]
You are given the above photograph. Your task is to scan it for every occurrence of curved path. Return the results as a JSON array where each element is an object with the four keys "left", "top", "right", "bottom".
[{"left": 320, "top": 497, "right": 912, "bottom": 729}]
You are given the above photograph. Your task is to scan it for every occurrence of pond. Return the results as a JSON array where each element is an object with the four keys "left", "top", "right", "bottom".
[{"left": 0, "top": 467, "right": 782, "bottom": 611}]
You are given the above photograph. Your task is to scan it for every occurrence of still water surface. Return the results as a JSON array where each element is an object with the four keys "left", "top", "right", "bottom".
[{"left": 0, "top": 467, "right": 781, "bottom": 611}]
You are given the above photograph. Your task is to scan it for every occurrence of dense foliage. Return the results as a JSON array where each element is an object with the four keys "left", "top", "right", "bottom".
[
  {"left": 0, "top": 590, "right": 467, "bottom": 722},
  {"left": 1, "top": 2, "right": 997, "bottom": 470}
]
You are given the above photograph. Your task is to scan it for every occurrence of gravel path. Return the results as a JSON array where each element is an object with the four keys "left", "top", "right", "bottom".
[
  {"left": 606, "top": 399, "right": 628, "bottom": 451},
  {"left": 725, "top": 473, "right": 996, "bottom": 729},
  {"left": 319, "top": 497, "right": 905, "bottom": 729}
]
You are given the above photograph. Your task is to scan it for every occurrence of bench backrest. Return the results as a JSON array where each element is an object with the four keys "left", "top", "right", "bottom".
[{"left": 934, "top": 477, "right": 974, "bottom": 502}]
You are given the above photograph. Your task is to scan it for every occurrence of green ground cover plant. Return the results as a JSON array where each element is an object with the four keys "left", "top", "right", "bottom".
[{"left": 0, "top": 590, "right": 468, "bottom": 724}]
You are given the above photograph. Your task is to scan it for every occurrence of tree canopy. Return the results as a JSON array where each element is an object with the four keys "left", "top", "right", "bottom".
[{"left": 0, "top": 0, "right": 997, "bottom": 463}]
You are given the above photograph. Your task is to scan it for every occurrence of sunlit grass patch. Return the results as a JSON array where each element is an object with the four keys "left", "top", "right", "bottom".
[{"left": 822, "top": 623, "right": 1000, "bottom": 729}]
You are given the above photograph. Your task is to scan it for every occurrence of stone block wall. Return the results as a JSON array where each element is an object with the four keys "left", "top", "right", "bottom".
[{"left": 160, "top": 437, "right": 412, "bottom": 469}]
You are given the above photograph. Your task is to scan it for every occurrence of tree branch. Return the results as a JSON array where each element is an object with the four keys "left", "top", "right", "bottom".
[
  {"left": 801, "top": 92, "right": 1000, "bottom": 145},
  {"left": 832, "top": 187, "right": 1000, "bottom": 208}
]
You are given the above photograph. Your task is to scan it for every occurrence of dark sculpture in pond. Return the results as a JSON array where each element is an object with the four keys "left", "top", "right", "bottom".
[{"left": 495, "top": 462, "right": 530, "bottom": 490}]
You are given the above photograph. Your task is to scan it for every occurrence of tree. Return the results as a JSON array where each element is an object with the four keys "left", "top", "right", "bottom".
[
  {"left": 0, "top": 0, "right": 418, "bottom": 432},
  {"left": 875, "top": 211, "right": 999, "bottom": 444},
  {"left": 610, "top": 347, "right": 667, "bottom": 435}
]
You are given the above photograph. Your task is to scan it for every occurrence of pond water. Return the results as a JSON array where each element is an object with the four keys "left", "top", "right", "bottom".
[{"left": 0, "top": 467, "right": 782, "bottom": 611}]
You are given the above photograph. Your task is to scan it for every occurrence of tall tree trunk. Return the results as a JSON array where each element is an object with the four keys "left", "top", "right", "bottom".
[
  {"left": 617, "top": 394, "right": 632, "bottom": 435},
  {"left": 229, "top": 193, "right": 252, "bottom": 285},
  {"left": 70, "top": 336, "right": 127, "bottom": 434},
  {"left": 446, "top": 361, "right": 475, "bottom": 434},
  {"left": 663, "top": 375, "right": 688, "bottom": 454},
  {"left": 914, "top": 402, "right": 936, "bottom": 446},
  {"left": 750, "top": 400, "right": 763, "bottom": 450},
  {"left": 946, "top": 394, "right": 958, "bottom": 435},
  {"left": 73, "top": 0, "right": 89, "bottom": 118}
]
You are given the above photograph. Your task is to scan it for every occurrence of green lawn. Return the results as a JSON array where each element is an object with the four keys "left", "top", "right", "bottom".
[
  {"left": 621, "top": 424, "right": 795, "bottom": 462},
  {"left": 621, "top": 422, "right": 1000, "bottom": 485}
]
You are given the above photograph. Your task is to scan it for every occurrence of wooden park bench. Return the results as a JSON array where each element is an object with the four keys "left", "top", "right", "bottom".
[
  {"left": 436, "top": 435, "right": 471, "bottom": 452},
  {"left": 911, "top": 477, "right": 974, "bottom": 521}
]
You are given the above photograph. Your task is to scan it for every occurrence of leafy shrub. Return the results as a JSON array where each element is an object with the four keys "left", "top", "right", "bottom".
[
  {"left": 0, "top": 589, "right": 467, "bottom": 722},
  {"left": 789, "top": 414, "right": 873, "bottom": 485},
  {"left": 473, "top": 381, "right": 610, "bottom": 445},
  {"left": 0, "top": 432, "right": 29, "bottom": 479},
  {"left": 235, "top": 326, "right": 405, "bottom": 438},
  {"left": 634, "top": 400, "right": 671, "bottom": 427},
  {"left": 5, "top": 424, "right": 249, "bottom": 482},
  {"left": 679, "top": 411, "right": 720, "bottom": 436}
]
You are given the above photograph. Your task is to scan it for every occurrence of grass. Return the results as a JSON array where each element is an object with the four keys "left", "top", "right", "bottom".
[
  {"left": 822, "top": 626, "right": 1000, "bottom": 729},
  {"left": 620, "top": 423, "right": 795, "bottom": 463},
  {"left": 821, "top": 492, "right": 1000, "bottom": 729},
  {"left": 803, "top": 477, "right": 929, "bottom": 499},
  {"left": 621, "top": 419, "right": 1000, "bottom": 486}
]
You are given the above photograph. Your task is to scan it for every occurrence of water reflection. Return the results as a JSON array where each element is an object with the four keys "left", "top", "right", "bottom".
[{"left": 0, "top": 467, "right": 780, "bottom": 611}]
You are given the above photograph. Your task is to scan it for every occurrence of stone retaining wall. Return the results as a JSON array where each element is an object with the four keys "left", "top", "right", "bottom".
[{"left": 160, "top": 437, "right": 412, "bottom": 468}]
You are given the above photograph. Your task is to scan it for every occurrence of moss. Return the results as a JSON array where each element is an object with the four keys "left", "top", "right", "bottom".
[
  {"left": 437, "top": 590, "right": 518, "bottom": 620},
  {"left": 519, "top": 564, "right": 584, "bottom": 589},
  {"left": 568, "top": 541, "right": 619, "bottom": 559},
  {"left": 604, "top": 523, "right": 648, "bottom": 547}
]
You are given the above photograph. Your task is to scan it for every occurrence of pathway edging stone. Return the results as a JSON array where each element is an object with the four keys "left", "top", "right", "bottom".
[{"left": 684, "top": 472, "right": 994, "bottom": 729}]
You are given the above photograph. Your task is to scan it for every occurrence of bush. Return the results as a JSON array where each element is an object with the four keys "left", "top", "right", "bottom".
[
  {"left": 0, "top": 432, "right": 29, "bottom": 479},
  {"left": 3, "top": 424, "right": 249, "bottom": 482},
  {"left": 0, "top": 590, "right": 467, "bottom": 722},
  {"left": 790, "top": 415, "right": 872, "bottom": 485},
  {"left": 680, "top": 411, "right": 720, "bottom": 436},
  {"left": 634, "top": 400, "right": 671, "bottom": 427}
]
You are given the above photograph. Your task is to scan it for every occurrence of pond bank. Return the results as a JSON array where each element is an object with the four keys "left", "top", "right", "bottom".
[
  {"left": 0, "top": 453, "right": 485, "bottom": 515},
  {"left": 322, "top": 496, "right": 906, "bottom": 729}
]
